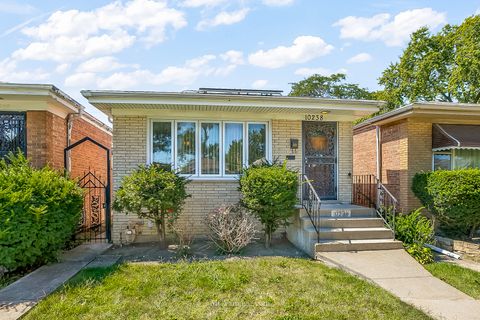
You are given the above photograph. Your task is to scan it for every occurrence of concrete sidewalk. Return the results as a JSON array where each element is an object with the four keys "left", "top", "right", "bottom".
[
  {"left": 318, "top": 249, "right": 480, "bottom": 320},
  {"left": 0, "top": 243, "right": 115, "bottom": 320}
]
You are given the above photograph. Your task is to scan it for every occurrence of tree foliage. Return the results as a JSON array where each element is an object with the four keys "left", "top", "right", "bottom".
[
  {"left": 0, "top": 152, "right": 83, "bottom": 272},
  {"left": 239, "top": 162, "right": 298, "bottom": 248},
  {"left": 113, "top": 164, "right": 190, "bottom": 246},
  {"left": 289, "top": 73, "right": 374, "bottom": 100},
  {"left": 379, "top": 15, "right": 480, "bottom": 106}
]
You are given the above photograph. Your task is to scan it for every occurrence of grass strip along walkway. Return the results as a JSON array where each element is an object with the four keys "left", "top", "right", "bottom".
[
  {"left": 426, "top": 262, "right": 480, "bottom": 299},
  {"left": 24, "top": 257, "right": 431, "bottom": 320}
]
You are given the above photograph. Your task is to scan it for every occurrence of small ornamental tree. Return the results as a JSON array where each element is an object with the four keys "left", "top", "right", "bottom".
[
  {"left": 239, "top": 161, "right": 298, "bottom": 248},
  {"left": 113, "top": 164, "right": 190, "bottom": 246}
]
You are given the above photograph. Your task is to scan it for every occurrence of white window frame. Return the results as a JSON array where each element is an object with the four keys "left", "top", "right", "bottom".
[
  {"left": 199, "top": 121, "right": 222, "bottom": 177},
  {"left": 175, "top": 120, "right": 198, "bottom": 176},
  {"left": 247, "top": 122, "right": 269, "bottom": 166},
  {"left": 223, "top": 121, "right": 245, "bottom": 177},
  {"left": 432, "top": 151, "right": 452, "bottom": 171},
  {"left": 148, "top": 119, "right": 270, "bottom": 180},
  {"left": 149, "top": 120, "right": 174, "bottom": 167}
]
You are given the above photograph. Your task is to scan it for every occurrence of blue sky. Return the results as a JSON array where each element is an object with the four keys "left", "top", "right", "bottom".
[{"left": 0, "top": 0, "right": 479, "bottom": 123}]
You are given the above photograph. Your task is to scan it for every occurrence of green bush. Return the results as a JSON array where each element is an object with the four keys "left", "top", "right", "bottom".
[
  {"left": 412, "top": 169, "right": 480, "bottom": 237},
  {"left": 394, "top": 208, "right": 434, "bottom": 264},
  {"left": 0, "top": 153, "right": 83, "bottom": 272},
  {"left": 113, "top": 163, "right": 190, "bottom": 246},
  {"left": 239, "top": 161, "right": 298, "bottom": 248}
]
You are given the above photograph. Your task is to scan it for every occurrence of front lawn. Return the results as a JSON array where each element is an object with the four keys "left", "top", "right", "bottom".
[
  {"left": 24, "top": 257, "right": 431, "bottom": 320},
  {"left": 425, "top": 262, "right": 480, "bottom": 299}
]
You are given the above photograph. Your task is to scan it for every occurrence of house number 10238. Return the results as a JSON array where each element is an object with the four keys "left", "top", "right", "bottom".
[{"left": 304, "top": 114, "right": 324, "bottom": 121}]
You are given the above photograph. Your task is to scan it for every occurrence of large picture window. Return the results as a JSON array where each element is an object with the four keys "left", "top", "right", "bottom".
[{"left": 150, "top": 120, "right": 269, "bottom": 178}]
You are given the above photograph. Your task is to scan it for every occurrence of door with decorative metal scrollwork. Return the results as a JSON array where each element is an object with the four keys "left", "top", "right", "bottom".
[{"left": 303, "top": 121, "right": 337, "bottom": 200}]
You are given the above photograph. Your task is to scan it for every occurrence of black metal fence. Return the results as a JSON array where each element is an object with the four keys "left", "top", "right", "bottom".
[
  {"left": 0, "top": 112, "right": 26, "bottom": 158},
  {"left": 352, "top": 174, "right": 377, "bottom": 208}
]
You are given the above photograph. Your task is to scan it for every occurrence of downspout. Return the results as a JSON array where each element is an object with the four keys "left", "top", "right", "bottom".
[
  {"left": 65, "top": 108, "right": 84, "bottom": 173},
  {"left": 375, "top": 125, "right": 382, "bottom": 182}
]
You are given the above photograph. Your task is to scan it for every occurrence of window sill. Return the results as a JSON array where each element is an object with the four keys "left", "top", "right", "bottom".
[{"left": 186, "top": 176, "right": 239, "bottom": 182}]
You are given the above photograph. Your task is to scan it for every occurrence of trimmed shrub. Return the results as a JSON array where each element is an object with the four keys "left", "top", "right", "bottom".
[
  {"left": 207, "top": 204, "right": 257, "bottom": 254},
  {"left": 113, "top": 163, "right": 190, "bottom": 246},
  {"left": 0, "top": 153, "right": 83, "bottom": 272},
  {"left": 394, "top": 208, "right": 435, "bottom": 264},
  {"left": 412, "top": 169, "right": 480, "bottom": 237},
  {"left": 239, "top": 161, "right": 298, "bottom": 248}
]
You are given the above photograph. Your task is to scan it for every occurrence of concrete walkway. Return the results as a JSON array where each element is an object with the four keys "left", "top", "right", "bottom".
[
  {"left": 0, "top": 243, "right": 116, "bottom": 320},
  {"left": 318, "top": 249, "right": 480, "bottom": 320}
]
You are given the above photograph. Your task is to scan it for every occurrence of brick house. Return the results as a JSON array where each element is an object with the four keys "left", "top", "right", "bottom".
[
  {"left": 82, "top": 88, "right": 402, "bottom": 255},
  {"left": 0, "top": 83, "right": 112, "bottom": 178},
  {"left": 353, "top": 102, "right": 480, "bottom": 213}
]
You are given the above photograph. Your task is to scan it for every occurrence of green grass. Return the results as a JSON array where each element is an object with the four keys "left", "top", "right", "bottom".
[
  {"left": 24, "top": 257, "right": 431, "bottom": 320},
  {"left": 425, "top": 262, "right": 480, "bottom": 299}
]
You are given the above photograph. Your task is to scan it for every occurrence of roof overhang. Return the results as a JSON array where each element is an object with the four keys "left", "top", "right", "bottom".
[
  {"left": 355, "top": 102, "right": 480, "bottom": 130},
  {"left": 432, "top": 123, "right": 480, "bottom": 151},
  {"left": 81, "top": 90, "right": 383, "bottom": 121},
  {"left": 0, "top": 83, "right": 83, "bottom": 118}
]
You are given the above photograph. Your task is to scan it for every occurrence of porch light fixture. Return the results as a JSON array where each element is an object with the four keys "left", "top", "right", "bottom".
[
  {"left": 320, "top": 110, "right": 329, "bottom": 115},
  {"left": 290, "top": 138, "right": 299, "bottom": 150}
]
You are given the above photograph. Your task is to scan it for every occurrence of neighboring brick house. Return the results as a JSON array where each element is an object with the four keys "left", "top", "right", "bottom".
[
  {"left": 82, "top": 88, "right": 382, "bottom": 245},
  {"left": 0, "top": 83, "right": 112, "bottom": 180},
  {"left": 353, "top": 102, "right": 480, "bottom": 213}
]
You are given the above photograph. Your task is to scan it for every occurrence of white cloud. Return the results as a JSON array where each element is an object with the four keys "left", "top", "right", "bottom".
[
  {"left": 252, "top": 79, "right": 268, "bottom": 89},
  {"left": 248, "top": 36, "right": 334, "bottom": 68},
  {"left": 181, "top": 0, "right": 226, "bottom": 7},
  {"left": 347, "top": 52, "right": 372, "bottom": 64},
  {"left": 64, "top": 72, "right": 98, "bottom": 87},
  {"left": 220, "top": 50, "right": 244, "bottom": 64},
  {"left": 197, "top": 8, "right": 249, "bottom": 30},
  {"left": 0, "top": 2, "right": 35, "bottom": 14},
  {"left": 64, "top": 52, "right": 241, "bottom": 90},
  {"left": 13, "top": 0, "right": 187, "bottom": 62},
  {"left": 76, "top": 56, "right": 133, "bottom": 73},
  {"left": 55, "top": 63, "right": 70, "bottom": 74},
  {"left": 334, "top": 8, "right": 446, "bottom": 46},
  {"left": 262, "top": 0, "right": 294, "bottom": 7},
  {"left": 0, "top": 58, "right": 50, "bottom": 82},
  {"left": 294, "top": 67, "right": 347, "bottom": 77}
]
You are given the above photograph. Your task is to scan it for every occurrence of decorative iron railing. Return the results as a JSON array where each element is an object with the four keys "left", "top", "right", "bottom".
[
  {"left": 0, "top": 112, "right": 26, "bottom": 158},
  {"left": 352, "top": 174, "right": 398, "bottom": 238},
  {"left": 301, "top": 174, "right": 321, "bottom": 243}
]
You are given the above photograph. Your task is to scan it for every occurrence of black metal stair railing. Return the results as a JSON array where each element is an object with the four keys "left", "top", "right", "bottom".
[
  {"left": 301, "top": 174, "right": 321, "bottom": 243},
  {"left": 352, "top": 174, "right": 398, "bottom": 239}
]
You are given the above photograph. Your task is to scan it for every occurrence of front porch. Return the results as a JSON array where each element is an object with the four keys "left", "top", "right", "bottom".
[{"left": 287, "top": 202, "right": 402, "bottom": 258}]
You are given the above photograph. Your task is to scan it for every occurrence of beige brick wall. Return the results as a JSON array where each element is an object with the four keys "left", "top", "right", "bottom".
[
  {"left": 112, "top": 116, "right": 355, "bottom": 243},
  {"left": 406, "top": 120, "right": 432, "bottom": 212},
  {"left": 338, "top": 121, "right": 353, "bottom": 203},
  {"left": 112, "top": 115, "right": 147, "bottom": 243}
]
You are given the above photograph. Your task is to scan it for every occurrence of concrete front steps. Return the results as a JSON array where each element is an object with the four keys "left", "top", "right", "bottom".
[{"left": 287, "top": 203, "right": 403, "bottom": 257}]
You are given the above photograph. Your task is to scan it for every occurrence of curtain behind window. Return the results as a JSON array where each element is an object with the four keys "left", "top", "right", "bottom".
[{"left": 454, "top": 149, "right": 480, "bottom": 169}]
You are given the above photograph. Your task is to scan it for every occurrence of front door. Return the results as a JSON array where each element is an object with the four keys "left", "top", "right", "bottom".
[{"left": 303, "top": 121, "right": 337, "bottom": 200}]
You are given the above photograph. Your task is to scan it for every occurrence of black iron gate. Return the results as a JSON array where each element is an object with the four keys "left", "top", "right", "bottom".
[
  {"left": 64, "top": 137, "right": 111, "bottom": 243},
  {"left": 75, "top": 170, "right": 110, "bottom": 243}
]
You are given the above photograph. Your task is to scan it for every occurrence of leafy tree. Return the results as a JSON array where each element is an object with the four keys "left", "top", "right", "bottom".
[
  {"left": 113, "top": 164, "right": 190, "bottom": 246},
  {"left": 289, "top": 73, "right": 374, "bottom": 100},
  {"left": 239, "top": 162, "right": 298, "bottom": 248},
  {"left": 379, "top": 15, "right": 480, "bottom": 106}
]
